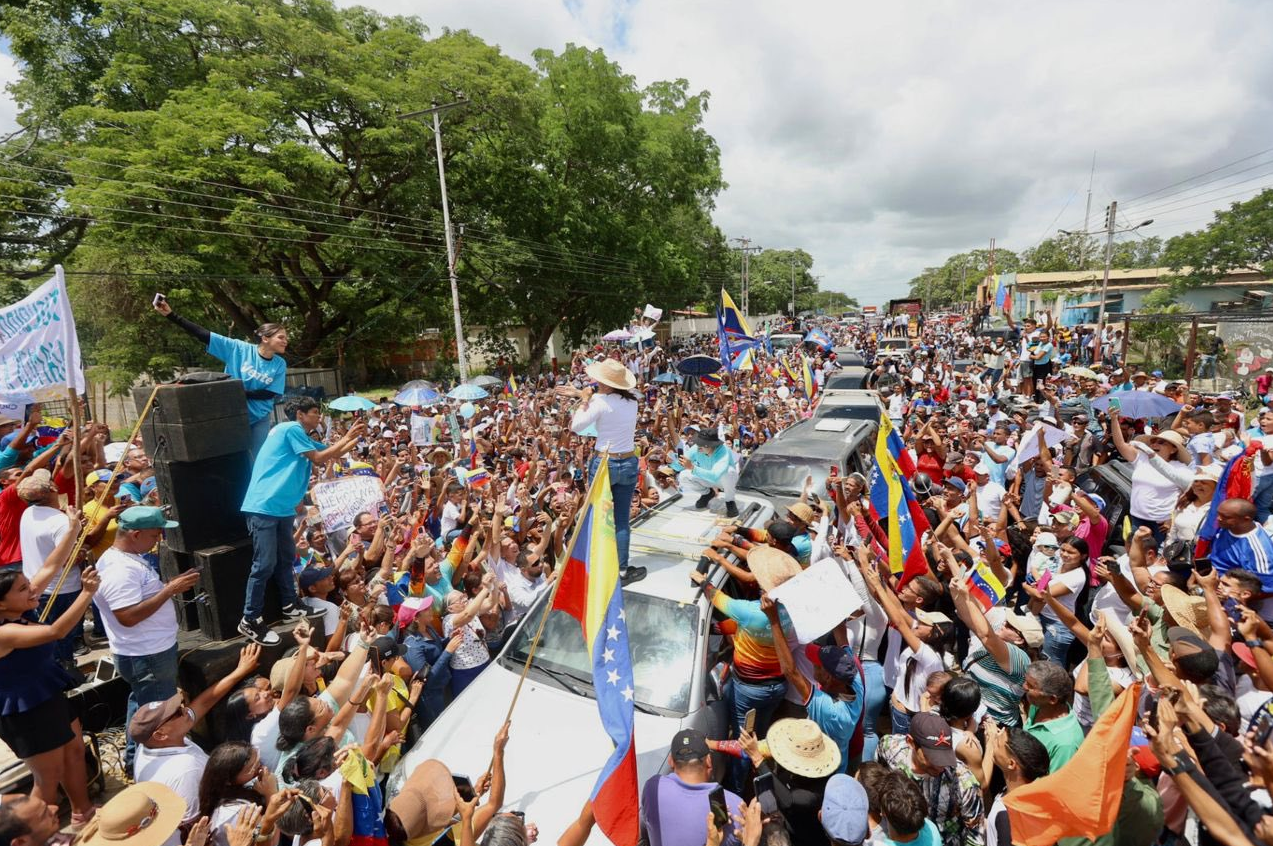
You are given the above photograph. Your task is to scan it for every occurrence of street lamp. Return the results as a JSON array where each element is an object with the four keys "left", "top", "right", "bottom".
[{"left": 1076, "top": 205, "right": 1152, "bottom": 364}]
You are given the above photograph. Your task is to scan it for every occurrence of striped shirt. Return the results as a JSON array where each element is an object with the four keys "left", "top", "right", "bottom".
[
  {"left": 963, "top": 642, "right": 1030, "bottom": 727},
  {"left": 711, "top": 593, "right": 785, "bottom": 682},
  {"left": 1212, "top": 526, "right": 1273, "bottom": 591}
]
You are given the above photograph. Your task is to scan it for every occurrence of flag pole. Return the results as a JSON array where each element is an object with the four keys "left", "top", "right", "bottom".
[
  {"left": 39, "top": 384, "right": 165, "bottom": 620},
  {"left": 501, "top": 448, "right": 609, "bottom": 725}
]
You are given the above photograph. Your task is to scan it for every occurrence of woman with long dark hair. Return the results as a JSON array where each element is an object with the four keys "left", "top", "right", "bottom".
[
  {"left": 557, "top": 358, "right": 643, "bottom": 582},
  {"left": 1027, "top": 536, "right": 1091, "bottom": 667},
  {"left": 198, "top": 741, "right": 291, "bottom": 846},
  {"left": 153, "top": 295, "right": 289, "bottom": 458},
  {"left": 0, "top": 508, "right": 98, "bottom": 826},
  {"left": 219, "top": 629, "right": 316, "bottom": 772}
]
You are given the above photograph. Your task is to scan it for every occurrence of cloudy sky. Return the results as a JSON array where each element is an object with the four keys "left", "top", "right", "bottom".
[
  {"left": 5, "top": 0, "right": 1273, "bottom": 304},
  {"left": 350, "top": 0, "right": 1273, "bottom": 304}
]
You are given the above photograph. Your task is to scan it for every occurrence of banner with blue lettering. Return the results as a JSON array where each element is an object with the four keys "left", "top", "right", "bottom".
[{"left": 0, "top": 267, "right": 85, "bottom": 396}]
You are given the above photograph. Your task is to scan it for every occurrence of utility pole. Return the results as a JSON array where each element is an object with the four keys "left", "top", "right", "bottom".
[
  {"left": 789, "top": 257, "right": 797, "bottom": 317},
  {"left": 1094, "top": 201, "right": 1118, "bottom": 365},
  {"left": 730, "top": 237, "right": 762, "bottom": 318},
  {"left": 1081, "top": 152, "right": 1096, "bottom": 268},
  {"left": 400, "top": 98, "right": 471, "bottom": 380}
]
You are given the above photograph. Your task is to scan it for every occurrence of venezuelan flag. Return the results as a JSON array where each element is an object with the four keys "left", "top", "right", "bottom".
[
  {"left": 1195, "top": 449, "right": 1245, "bottom": 558},
  {"left": 551, "top": 458, "right": 639, "bottom": 845},
  {"left": 866, "top": 414, "right": 931, "bottom": 586},
  {"left": 732, "top": 346, "right": 755, "bottom": 372},
  {"left": 699, "top": 373, "right": 723, "bottom": 389},
  {"left": 503, "top": 372, "right": 519, "bottom": 397},
  {"left": 717, "top": 288, "right": 757, "bottom": 372},
  {"left": 800, "top": 354, "right": 816, "bottom": 400},
  {"left": 967, "top": 562, "right": 1006, "bottom": 612},
  {"left": 452, "top": 466, "right": 490, "bottom": 488}
]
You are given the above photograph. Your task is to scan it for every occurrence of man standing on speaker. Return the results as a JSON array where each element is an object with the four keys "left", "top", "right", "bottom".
[
  {"left": 152, "top": 295, "right": 289, "bottom": 459},
  {"left": 239, "top": 397, "right": 366, "bottom": 646}
]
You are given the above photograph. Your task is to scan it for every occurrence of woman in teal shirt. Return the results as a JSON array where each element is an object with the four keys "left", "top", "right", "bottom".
[{"left": 154, "top": 296, "right": 289, "bottom": 458}]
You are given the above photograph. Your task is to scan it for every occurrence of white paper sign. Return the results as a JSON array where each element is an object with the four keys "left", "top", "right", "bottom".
[
  {"left": 769, "top": 556, "right": 864, "bottom": 644},
  {"left": 642, "top": 304, "right": 663, "bottom": 323},
  {"left": 311, "top": 475, "right": 386, "bottom": 533},
  {"left": 410, "top": 413, "right": 434, "bottom": 446},
  {"left": 0, "top": 267, "right": 85, "bottom": 395},
  {"left": 1011, "top": 421, "right": 1073, "bottom": 470}
]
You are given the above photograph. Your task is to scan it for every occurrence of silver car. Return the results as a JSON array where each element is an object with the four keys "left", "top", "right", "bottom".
[{"left": 387, "top": 496, "right": 775, "bottom": 843}]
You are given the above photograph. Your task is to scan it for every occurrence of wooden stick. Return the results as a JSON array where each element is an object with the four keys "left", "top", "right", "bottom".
[
  {"left": 68, "top": 386, "right": 82, "bottom": 510},
  {"left": 501, "top": 450, "right": 609, "bottom": 725},
  {"left": 38, "top": 384, "right": 164, "bottom": 620}
]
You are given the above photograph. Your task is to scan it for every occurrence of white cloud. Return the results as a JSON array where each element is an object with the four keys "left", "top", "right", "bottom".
[
  {"left": 369, "top": 0, "right": 1273, "bottom": 303},
  {"left": 0, "top": 52, "right": 20, "bottom": 136}
]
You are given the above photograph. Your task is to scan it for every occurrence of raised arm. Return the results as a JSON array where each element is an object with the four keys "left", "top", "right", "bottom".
[
  {"left": 1108, "top": 410, "right": 1140, "bottom": 463},
  {"left": 761, "top": 595, "right": 811, "bottom": 703}
]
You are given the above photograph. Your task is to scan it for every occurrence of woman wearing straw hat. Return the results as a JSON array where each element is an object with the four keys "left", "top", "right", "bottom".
[
  {"left": 557, "top": 357, "right": 644, "bottom": 583},
  {"left": 81, "top": 782, "right": 189, "bottom": 846},
  {"left": 1109, "top": 408, "right": 1193, "bottom": 546}
]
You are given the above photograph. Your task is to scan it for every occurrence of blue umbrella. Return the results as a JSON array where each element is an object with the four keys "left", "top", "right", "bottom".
[
  {"left": 676, "top": 354, "right": 722, "bottom": 376},
  {"left": 653, "top": 372, "right": 680, "bottom": 384},
  {"left": 1091, "top": 392, "right": 1182, "bottom": 418},
  {"left": 329, "top": 395, "right": 377, "bottom": 412},
  {"left": 447, "top": 384, "right": 489, "bottom": 401}
]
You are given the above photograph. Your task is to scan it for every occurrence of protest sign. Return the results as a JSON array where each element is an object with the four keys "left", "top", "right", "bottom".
[
  {"left": 311, "top": 474, "right": 386, "bottom": 534},
  {"left": 0, "top": 267, "right": 85, "bottom": 396},
  {"left": 1011, "top": 421, "right": 1072, "bottom": 470},
  {"left": 642, "top": 304, "right": 663, "bottom": 323},
  {"left": 447, "top": 412, "right": 462, "bottom": 445},
  {"left": 410, "top": 413, "right": 434, "bottom": 446},
  {"left": 769, "top": 556, "right": 863, "bottom": 644}
]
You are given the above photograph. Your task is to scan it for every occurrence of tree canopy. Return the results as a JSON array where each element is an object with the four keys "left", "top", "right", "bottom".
[
  {"left": 0, "top": 0, "right": 742, "bottom": 383},
  {"left": 1163, "top": 189, "right": 1273, "bottom": 293}
]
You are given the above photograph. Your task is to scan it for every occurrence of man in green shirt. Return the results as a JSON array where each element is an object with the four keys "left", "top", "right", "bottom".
[{"left": 1022, "top": 660, "right": 1084, "bottom": 771}]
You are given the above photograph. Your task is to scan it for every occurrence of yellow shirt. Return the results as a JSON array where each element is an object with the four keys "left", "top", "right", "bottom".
[{"left": 82, "top": 499, "right": 118, "bottom": 562}]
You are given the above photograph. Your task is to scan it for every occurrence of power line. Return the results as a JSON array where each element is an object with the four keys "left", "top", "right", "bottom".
[{"left": 1122, "top": 144, "right": 1273, "bottom": 204}]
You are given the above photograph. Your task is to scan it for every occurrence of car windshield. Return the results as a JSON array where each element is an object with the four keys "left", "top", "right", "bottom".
[
  {"left": 770, "top": 336, "right": 802, "bottom": 349},
  {"left": 500, "top": 591, "right": 700, "bottom": 715},
  {"left": 824, "top": 373, "right": 866, "bottom": 391},
  {"left": 739, "top": 454, "right": 835, "bottom": 497}
]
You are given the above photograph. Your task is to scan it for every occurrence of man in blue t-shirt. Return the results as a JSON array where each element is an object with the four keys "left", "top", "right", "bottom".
[
  {"left": 764, "top": 595, "right": 864, "bottom": 774},
  {"left": 238, "top": 397, "right": 365, "bottom": 644},
  {"left": 1211, "top": 498, "right": 1273, "bottom": 595}
]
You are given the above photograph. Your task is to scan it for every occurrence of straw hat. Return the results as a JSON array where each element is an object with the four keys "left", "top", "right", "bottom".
[
  {"left": 785, "top": 502, "right": 815, "bottom": 525},
  {"left": 748, "top": 546, "right": 802, "bottom": 592},
  {"left": 1099, "top": 612, "right": 1144, "bottom": 679},
  {"left": 1135, "top": 430, "right": 1191, "bottom": 463},
  {"left": 388, "top": 759, "right": 457, "bottom": 840},
  {"left": 82, "top": 782, "right": 185, "bottom": 846},
  {"left": 585, "top": 359, "right": 637, "bottom": 391},
  {"left": 766, "top": 718, "right": 841, "bottom": 778},
  {"left": 1193, "top": 464, "right": 1223, "bottom": 484},
  {"left": 1160, "top": 585, "right": 1209, "bottom": 638}
]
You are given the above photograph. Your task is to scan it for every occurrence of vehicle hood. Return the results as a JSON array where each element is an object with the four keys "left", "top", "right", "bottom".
[{"left": 389, "top": 662, "right": 682, "bottom": 843}]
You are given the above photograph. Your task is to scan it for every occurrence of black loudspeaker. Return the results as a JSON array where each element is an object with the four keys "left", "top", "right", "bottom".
[
  {"left": 158, "top": 547, "right": 201, "bottom": 632},
  {"left": 134, "top": 379, "right": 251, "bottom": 462},
  {"left": 68, "top": 675, "right": 131, "bottom": 735},
  {"left": 193, "top": 542, "right": 284, "bottom": 640},
  {"left": 151, "top": 452, "right": 252, "bottom": 553}
]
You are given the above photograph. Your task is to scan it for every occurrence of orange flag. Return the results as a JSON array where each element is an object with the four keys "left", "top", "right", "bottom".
[{"left": 1004, "top": 683, "right": 1140, "bottom": 845}]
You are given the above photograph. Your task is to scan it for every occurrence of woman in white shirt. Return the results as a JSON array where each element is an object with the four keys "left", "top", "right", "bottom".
[
  {"left": 1167, "top": 465, "right": 1222, "bottom": 546},
  {"left": 1027, "top": 537, "right": 1089, "bottom": 668},
  {"left": 1109, "top": 409, "right": 1193, "bottom": 546},
  {"left": 558, "top": 358, "right": 642, "bottom": 581}
]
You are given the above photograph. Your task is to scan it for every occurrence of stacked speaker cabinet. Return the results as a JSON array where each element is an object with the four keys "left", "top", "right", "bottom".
[{"left": 134, "top": 377, "right": 285, "bottom": 639}]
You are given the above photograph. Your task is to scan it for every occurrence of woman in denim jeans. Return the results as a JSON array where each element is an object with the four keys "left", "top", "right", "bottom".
[
  {"left": 1026, "top": 537, "right": 1090, "bottom": 668},
  {"left": 561, "top": 358, "right": 644, "bottom": 582}
]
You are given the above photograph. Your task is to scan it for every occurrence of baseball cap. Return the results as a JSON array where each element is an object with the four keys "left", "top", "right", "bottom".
[
  {"left": 14, "top": 468, "right": 55, "bottom": 502},
  {"left": 804, "top": 643, "right": 856, "bottom": 685},
  {"left": 370, "top": 634, "right": 406, "bottom": 661},
  {"left": 909, "top": 712, "right": 957, "bottom": 769},
  {"left": 1003, "top": 609, "right": 1044, "bottom": 649},
  {"left": 129, "top": 694, "right": 186, "bottom": 744},
  {"left": 670, "top": 728, "right": 710, "bottom": 763},
  {"left": 86, "top": 467, "right": 123, "bottom": 486},
  {"left": 298, "top": 566, "right": 334, "bottom": 590},
  {"left": 944, "top": 476, "right": 967, "bottom": 494},
  {"left": 117, "top": 506, "right": 179, "bottom": 531},
  {"left": 820, "top": 774, "right": 869, "bottom": 845}
]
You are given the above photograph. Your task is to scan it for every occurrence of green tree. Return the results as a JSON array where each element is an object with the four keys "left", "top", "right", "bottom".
[
  {"left": 907, "top": 248, "right": 1019, "bottom": 306},
  {"left": 737, "top": 248, "right": 816, "bottom": 316},
  {"left": 1163, "top": 189, "right": 1273, "bottom": 291},
  {"left": 808, "top": 290, "right": 858, "bottom": 312},
  {"left": 0, "top": 1, "right": 728, "bottom": 384}
]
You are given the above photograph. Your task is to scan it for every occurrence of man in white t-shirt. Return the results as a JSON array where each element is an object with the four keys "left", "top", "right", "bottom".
[
  {"left": 131, "top": 645, "right": 262, "bottom": 823},
  {"left": 97, "top": 506, "right": 200, "bottom": 768},
  {"left": 486, "top": 501, "right": 550, "bottom": 626},
  {"left": 17, "top": 471, "right": 82, "bottom": 663},
  {"left": 439, "top": 482, "right": 465, "bottom": 542},
  {"left": 973, "top": 465, "right": 1006, "bottom": 521}
]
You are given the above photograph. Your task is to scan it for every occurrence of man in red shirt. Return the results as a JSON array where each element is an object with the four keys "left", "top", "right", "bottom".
[{"left": 1210, "top": 395, "right": 1242, "bottom": 434}]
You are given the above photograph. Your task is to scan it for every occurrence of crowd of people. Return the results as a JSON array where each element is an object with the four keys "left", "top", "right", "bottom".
[{"left": 0, "top": 294, "right": 1270, "bottom": 846}]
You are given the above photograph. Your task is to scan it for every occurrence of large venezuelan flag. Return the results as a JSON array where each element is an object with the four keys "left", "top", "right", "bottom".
[
  {"left": 550, "top": 460, "right": 639, "bottom": 846},
  {"left": 867, "top": 414, "right": 931, "bottom": 586},
  {"left": 717, "top": 289, "right": 757, "bottom": 373}
]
